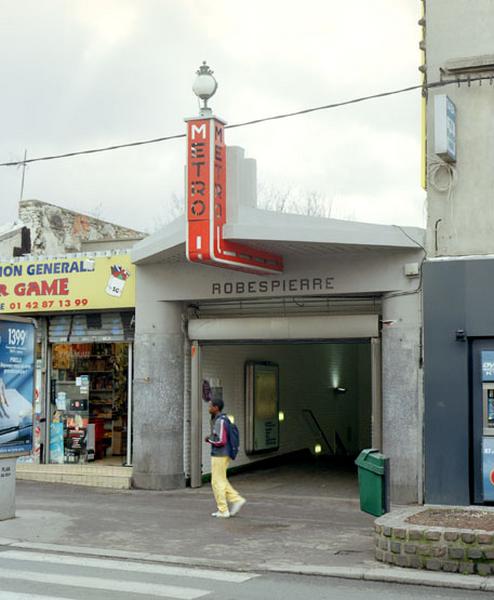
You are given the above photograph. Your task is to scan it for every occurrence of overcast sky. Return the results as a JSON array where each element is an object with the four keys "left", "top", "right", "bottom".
[{"left": 0, "top": 0, "right": 425, "bottom": 233}]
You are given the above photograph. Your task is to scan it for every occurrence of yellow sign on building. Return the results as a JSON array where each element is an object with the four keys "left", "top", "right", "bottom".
[{"left": 0, "top": 253, "right": 135, "bottom": 314}]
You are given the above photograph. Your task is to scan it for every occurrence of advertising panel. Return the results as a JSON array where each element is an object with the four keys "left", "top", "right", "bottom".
[
  {"left": 0, "top": 317, "right": 35, "bottom": 456},
  {"left": 0, "top": 254, "right": 134, "bottom": 314},
  {"left": 245, "top": 361, "right": 279, "bottom": 454},
  {"left": 483, "top": 437, "right": 494, "bottom": 502},
  {"left": 481, "top": 351, "right": 494, "bottom": 382}
]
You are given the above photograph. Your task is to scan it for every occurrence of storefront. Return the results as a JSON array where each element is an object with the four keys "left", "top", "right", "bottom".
[
  {"left": 0, "top": 252, "right": 135, "bottom": 470},
  {"left": 424, "top": 256, "right": 494, "bottom": 506}
]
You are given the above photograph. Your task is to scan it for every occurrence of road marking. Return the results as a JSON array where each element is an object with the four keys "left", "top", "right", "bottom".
[
  {"left": 1, "top": 593, "right": 76, "bottom": 600},
  {"left": 0, "top": 550, "right": 256, "bottom": 583},
  {"left": 0, "top": 567, "right": 209, "bottom": 599}
]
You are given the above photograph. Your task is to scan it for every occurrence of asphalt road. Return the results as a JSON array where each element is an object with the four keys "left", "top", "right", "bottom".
[{"left": 0, "top": 547, "right": 488, "bottom": 600}]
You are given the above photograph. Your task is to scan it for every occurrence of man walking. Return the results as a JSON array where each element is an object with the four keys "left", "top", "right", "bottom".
[{"left": 205, "top": 398, "right": 246, "bottom": 518}]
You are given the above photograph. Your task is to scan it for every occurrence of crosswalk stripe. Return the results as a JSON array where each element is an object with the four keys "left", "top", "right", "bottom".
[
  {"left": 0, "top": 567, "right": 210, "bottom": 599},
  {"left": 0, "top": 550, "right": 256, "bottom": 583},
  {"left": 1, "top": 593, "right": 75, "bottom": 600}
]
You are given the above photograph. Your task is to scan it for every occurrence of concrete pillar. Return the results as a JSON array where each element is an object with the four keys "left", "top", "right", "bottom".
[
  {"left": 381, "top": 292, "right": 423, "bottom": 504},
  {"left": 132, "top": 291, "right": 185, "bottom": 490}
]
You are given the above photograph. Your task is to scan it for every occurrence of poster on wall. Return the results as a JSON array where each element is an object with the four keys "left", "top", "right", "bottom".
[
  {"left": 245, "top": 362, "right": 279, "bottom": 454},
  {"left": 481, "top": 351, "right": 494, "bottom": 382},
  {"left": 0, "top": 317, "right": 36, "bottom": 456},
  {"left": 482, "top": 437, "right": 494, "bottom": 502}
]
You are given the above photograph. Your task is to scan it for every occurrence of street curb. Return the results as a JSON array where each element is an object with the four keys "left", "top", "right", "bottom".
[{"left": 0, "top": 538, "right": 493, "bottom": 592}]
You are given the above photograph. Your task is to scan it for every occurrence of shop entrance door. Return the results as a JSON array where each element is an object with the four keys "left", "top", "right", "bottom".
[{"left": 48, "top": 342, "right": 132, "bottom": 465}]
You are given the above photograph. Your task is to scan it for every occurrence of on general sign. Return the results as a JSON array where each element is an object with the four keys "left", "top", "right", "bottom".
[{"left": 0, "top": 254, "right": 135, "bottom": 314}]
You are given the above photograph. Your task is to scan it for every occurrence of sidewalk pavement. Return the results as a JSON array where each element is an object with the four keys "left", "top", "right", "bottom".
[{"left": 0, "top": 475, "right": 493, "bottom": 592}]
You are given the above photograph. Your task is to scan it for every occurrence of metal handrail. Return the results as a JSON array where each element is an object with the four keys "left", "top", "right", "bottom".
[{"left": 301, "top": 408, "right": 334, "bottom": 455}]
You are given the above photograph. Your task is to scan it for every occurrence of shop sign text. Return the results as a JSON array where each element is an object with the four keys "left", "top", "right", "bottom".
[
  {"left": 0, "top": 255, "right": 135, "bottom": 314},
  {"left": 212, "top": 276, "right": 335, "bottom": 296},
  {"left": 186, "top": 117, "right": 283, "bottom": 275}
]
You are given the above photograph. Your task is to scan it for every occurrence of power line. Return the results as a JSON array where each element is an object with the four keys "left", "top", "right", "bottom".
[{"left": 0, "top": 76, "right": 491, "bottom": 168}]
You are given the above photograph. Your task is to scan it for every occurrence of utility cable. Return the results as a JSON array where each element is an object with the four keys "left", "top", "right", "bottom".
[{"left": 1, "top": 75, "right": 492, "bottom": 168}]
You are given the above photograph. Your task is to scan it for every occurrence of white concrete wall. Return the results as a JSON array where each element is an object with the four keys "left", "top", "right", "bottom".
[
  {"left": 0, "top": 230, "right": 21, "bottom": 259},
  {"left": 426, "top": 1, "right": 494, "bottom": 256},
  {"left": 382, "top": 292, "right": 423, "bottom": 504},
  {"left": 199, "top": 342, "right": 372, "bottom": 474}
]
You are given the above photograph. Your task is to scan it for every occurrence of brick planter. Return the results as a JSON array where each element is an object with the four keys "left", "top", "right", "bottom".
[{"left": 375, "top": 507, "right": 494, "bottom": 576}]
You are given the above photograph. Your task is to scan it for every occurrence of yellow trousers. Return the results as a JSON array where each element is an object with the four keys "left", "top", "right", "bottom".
[{"left": 211, "top": 456, "right": 242, "bottom": 513}]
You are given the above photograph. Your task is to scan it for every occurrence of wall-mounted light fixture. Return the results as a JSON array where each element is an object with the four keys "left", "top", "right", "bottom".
[
  {"left": 278, "top": 411, "right": 285, "bottom": 422},
  {"left": 334, "top": 387, "right": 347, "bottom": 394},
  {"left": 314, "top": 444, "right": 322, "bottom": 454}
]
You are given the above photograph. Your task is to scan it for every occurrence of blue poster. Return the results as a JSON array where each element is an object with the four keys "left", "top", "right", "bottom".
[
  {"left": 49, "top": 422, "right": 64, "bottom": 464},
  {"left": 481, "top": 351, "right": 494, "bottom": 381},
  {"left": 482, "top": 437, "right": 494, "bottom": 501},
  {"left": 0, "top": 319, "right": 35, "bottom": 455}
]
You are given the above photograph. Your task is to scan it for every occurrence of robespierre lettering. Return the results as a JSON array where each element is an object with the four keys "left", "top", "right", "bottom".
[{"left": 211, "top": 277, "right": 334, "bottom": 296}]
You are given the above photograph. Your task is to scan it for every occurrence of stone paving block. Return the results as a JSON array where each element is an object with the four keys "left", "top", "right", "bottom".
[
  {"left": 395, "top": 555, "right": 410, "bottom": 568},
  {"left": 477, "top": 563, "right": 491, "bottom": 576},
  {"left": 432, "top": 545, "right": 447, "bottom": 558},
  {"left": 444, "top": 532, "right": 459, "bottom": 542},
  {"left": 404, "top": 543, "right": 417, "bottom": 554},
  {"left": 379, "top": 538, "right": 389, "bottom": 551},
  {"left": 483, "top": 548, "right": 494, "bottom": 560},
  {"left": 425, "top": 558, "right": 442, "bottom": 571},
  {"left": 417, "top": 544, "right": 432, "bottom": 556},
  {"left": 390, "top": 542, "right": 401, "bottom": 554},
  {"left": 408, "top": 556, "right": 423, "bottom": 569},
  {"left": 459, "top": 562, "right": 475, "bottom": 575},
  {"left": 408, "top": 530, "right": 423, "bottom": 541},
  {"left": 467, "top": 548, "right": 483, "bottom": 560},
  {"left": 425, "top": 530, "right": 441, "bottom": 541},
  {"left": 442, "top": 561, "right": 459, "bottom": 573},
  {"left": 448, "top": 547, "right": 465, "bottom": 560},
  {"left": 382, "top": 527, "right": 392, "bottom": 537},
  {"left": 477, "top": 534, "right": 493, "bottom": 545},
  {"left": 461, "top": 533, "right": 476, "bottom": 544},
  {"left": 375, "top": 548, "right": 384, "bottom": 562},
  {"left": 393, "top": 528, "right": 406, "bottom": 540}
]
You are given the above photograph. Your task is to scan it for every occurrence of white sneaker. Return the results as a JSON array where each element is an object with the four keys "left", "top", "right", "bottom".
[
  {"left": 229, "top": 498, "right": 246, "bottom": 516},
  {"left": 211, "top": 510, "right": 230, "bottom": 518}
]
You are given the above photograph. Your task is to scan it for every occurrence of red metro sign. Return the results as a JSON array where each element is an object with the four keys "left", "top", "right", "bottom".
[{"left": 186, "top": 117, "right": 283, "bottom": 275}]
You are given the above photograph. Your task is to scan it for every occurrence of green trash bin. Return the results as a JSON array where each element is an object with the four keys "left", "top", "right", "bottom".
[{"left": 355, "top": 448, "right": 390, "bottom": 517}]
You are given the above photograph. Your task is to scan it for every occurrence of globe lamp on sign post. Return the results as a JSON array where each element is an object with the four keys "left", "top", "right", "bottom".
[{"left": 192, "top": 61, "right": 218, "bottom": 116}]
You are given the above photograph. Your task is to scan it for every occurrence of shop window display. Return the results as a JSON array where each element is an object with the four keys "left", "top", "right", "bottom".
[{"left": 50, "top": 342, "right": 129, "bottom": 464}]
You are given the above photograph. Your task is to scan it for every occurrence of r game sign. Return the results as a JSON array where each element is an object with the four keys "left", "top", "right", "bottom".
[{"left": 0, "top": 254, "right": 135, "bottom": 314}]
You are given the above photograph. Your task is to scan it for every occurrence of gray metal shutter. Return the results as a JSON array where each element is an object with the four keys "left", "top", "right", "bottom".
[
  {"left": 49, "top": 312, "right": 135, "bottom": 343},
  {"left": 188, "top": 295, "right": 381, "bottom": 319}
]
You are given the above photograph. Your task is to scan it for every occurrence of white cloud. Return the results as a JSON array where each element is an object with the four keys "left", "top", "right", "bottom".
[{"left": 0, "top": 0, "right": 425, "bottom": 232}]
